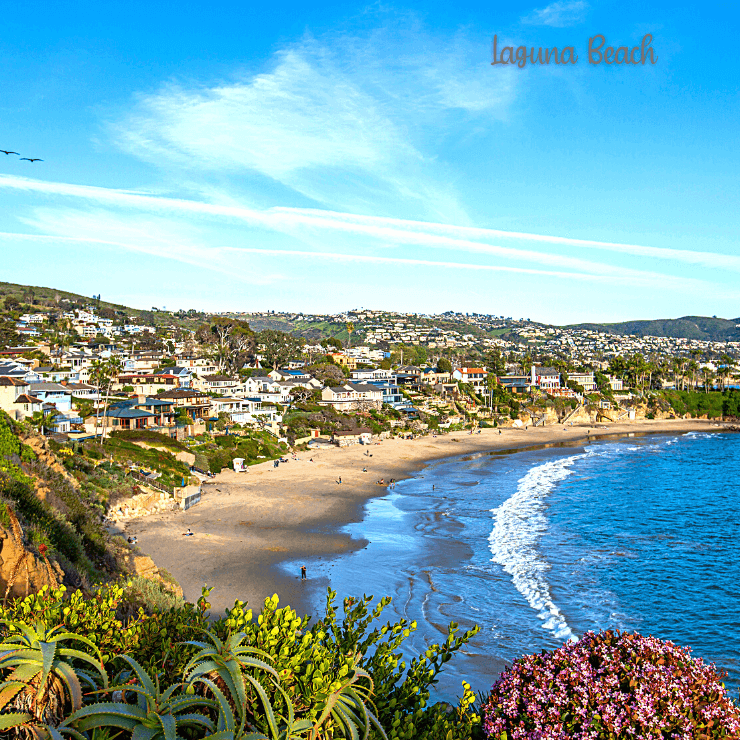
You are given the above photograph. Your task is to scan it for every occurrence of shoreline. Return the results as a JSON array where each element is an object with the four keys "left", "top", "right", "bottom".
[{"left": 127, "top": 419, "right": 727, "bottom": 618}]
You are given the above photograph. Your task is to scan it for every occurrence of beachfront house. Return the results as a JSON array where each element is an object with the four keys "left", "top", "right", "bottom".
[
  {"left": 531, "top": 366, "right": 561, "bottom": 391},
  {"left": 568, "top": 371, "right": 597, "bottom": 392},
  {"left": 209, "top": 397, "right": 266, "bottom": 425},
  {"left": 319, "top": 383, "right": 383, "bottom": 411},
  {"left": 497, "top": 374, "right": 534, "bottom": 394}
]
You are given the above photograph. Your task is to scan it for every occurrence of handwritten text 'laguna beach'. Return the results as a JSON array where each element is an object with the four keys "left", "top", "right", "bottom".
[{"left": 491, "top": 34, "right": 657, "bottom": 68}]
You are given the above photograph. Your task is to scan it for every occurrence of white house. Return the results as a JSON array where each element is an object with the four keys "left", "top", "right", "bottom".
[
  {"left": 530, "top": 366, "right": 561, "bottom": 391},
  {"left": 568, "top": 372, "right": 597, "bottom": 392},
  {"left": 452, "top": 367, "right": 487, "bottom": 391},
  {"left": 350, "top": 368, "right": 396, "bottom": 382},
  {"left": 319, "top": 383, "right": 383, "bottom": 411}
]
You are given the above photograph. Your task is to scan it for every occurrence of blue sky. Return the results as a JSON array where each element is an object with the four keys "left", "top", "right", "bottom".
[{"left": 1, "top": 0, "right": 739, "bottom": 323}]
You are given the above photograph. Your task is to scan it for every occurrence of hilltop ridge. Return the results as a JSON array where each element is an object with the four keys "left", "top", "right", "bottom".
[{"left": 2, "top": 279, "right": 739, "bottom": 343}]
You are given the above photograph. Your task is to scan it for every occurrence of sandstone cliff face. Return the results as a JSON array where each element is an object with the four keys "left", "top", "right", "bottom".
[
  {"left": 120, "top": 550, "right": 184, "bottom": 599},
  {"left": 0, "top": 524, "right": 64, "bottom": 600}
]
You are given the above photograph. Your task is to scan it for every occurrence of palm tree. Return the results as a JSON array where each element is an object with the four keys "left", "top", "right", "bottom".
[
  {"left": 687, "top": 360, "right": 700, "bottom": 391},
  {"left": 719, "top": 353, "right": 732, "bottom": 391},
  {"left": 29, "top": 409, "right": 58, "bottom": 437},
  {"left": 346, "top": 322, "right": 355, "bottom": 352}
]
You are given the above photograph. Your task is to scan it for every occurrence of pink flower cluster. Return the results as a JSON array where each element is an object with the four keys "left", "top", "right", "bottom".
[{"left": 482, "top": 630, "right": 740, "bottom": 739}]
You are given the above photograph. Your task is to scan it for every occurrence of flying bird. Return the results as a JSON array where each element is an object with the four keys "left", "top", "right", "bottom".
[
  {"left": 0, "top": 150, "right": 19, "bottom": 155},
  {"left": 20, "top": 158, "right": 43, "bottom": 162}
]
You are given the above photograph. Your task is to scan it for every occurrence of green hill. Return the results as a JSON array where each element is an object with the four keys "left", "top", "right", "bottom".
[
  {"left": 0, "top": 281, "right": 206, "bottom": 330},
  {"left": 568, "top": 316, "right": 740, "bottom": 341}
]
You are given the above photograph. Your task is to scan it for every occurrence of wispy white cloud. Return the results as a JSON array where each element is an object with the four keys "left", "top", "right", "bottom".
[
  {"left": 110, "top": 21, "right": 514, "bottom": 220},
  {"left": 0, "top": 229, "right": 686, "bottom": 287},
  {"left": 522, "top": 1, "right": 589, "bottom": 27},
  {"left": 2, "top": 175, "right": 740, "bottom": 281},
  {"left": 7, "top": 210, "right": 282, "bottom": 285}
]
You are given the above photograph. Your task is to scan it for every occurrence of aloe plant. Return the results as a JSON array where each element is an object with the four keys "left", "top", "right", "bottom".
[
  {"left": 310, "top": 661, "right": 387, "bottom": 740},
  {"left": 182, "top": 629, "right": 278, "bottom": 725},
  {"left": 197, "top": 676, "right": 313, "bottom": 740},
  {"left": 64, "top": 654, "right": 215, "bottom": 740},
  {"left": 0, "top": 619, "right": 108, "bottom": 726}
]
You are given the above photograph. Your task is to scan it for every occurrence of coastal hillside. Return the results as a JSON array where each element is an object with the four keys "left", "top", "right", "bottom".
[
  {"left": 0, "top": 411, "right": 182, "bottom": 603},
  {"left": 568, "top": 315, "right": 740, "bottom": 341},
  {"left": 0, "top": 280, "right": 207, "bottom": 330}
]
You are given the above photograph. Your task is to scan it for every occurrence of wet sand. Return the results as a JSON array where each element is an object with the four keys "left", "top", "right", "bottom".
[{"left": 128, "top": 419, "right": 724, "bottom": 618}]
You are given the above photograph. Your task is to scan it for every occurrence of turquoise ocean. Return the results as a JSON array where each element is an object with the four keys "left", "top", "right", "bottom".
[{"left": 285, "top": 431, "right": 740, "bottom": 701}]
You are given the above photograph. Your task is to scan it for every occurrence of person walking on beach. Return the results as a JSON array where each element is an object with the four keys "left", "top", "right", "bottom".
[
  {"left": 338, "top": 476, "right": 342, "bottom": 484},
  {"left": 301, "top": 565, "right": 307, "bottom": 580}
]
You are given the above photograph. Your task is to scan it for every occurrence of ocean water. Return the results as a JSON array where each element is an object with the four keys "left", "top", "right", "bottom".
[{"left": 286, "top": 431, "right": 740, "bottom": 700}]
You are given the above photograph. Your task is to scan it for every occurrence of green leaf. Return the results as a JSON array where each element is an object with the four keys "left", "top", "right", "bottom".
[
  {"left": 0, "top": 712, "right": 32, "bottom": 730},
  {"left": 54, "top": 660, "right": 83, "bottom": 711}
]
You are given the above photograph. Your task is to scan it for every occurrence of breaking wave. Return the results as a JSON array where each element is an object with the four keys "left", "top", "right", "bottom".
[{"left": 489, "top": 453, "right": 587, "bottom": 641}]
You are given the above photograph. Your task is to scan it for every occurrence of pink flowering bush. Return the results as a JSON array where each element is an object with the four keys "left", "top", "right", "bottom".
[{"left": 482, "top": 630, "right": 740, "bottom": 740}]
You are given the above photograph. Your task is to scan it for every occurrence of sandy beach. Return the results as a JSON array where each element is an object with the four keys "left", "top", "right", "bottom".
[{"left": 128, "top": 419, "right": 726, "bottom": 618}]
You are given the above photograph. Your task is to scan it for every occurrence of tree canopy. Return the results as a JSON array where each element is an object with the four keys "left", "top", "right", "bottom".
[
  {"left": 197, "top": 318, "right": 255, "bottom": 374},
  {"left": 257, "top": 329, "right": 303, "bottom": 370}
]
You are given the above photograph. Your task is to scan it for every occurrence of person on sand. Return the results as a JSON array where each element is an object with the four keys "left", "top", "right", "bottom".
[
  {"left": 363, "top": 467, "right": 367, "bottom": 472},
  {"left": 183, "top": 528, "right": 193, "bottom": 536},
  {"left": 378, "top": 478, "right": 385, "bottom": 485},
  {"left": 338, "top": 477, "right": 342, "bottom": 484},
  {"left": 301, "top": 565, "right": 307, "bottom": 580}
]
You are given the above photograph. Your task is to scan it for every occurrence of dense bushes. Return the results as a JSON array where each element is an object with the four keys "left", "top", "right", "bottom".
[
  {"left": 0, "top": 584, "right": 482, "bottom": 740},
  {"left": 192, "top": 431, "right": 286, "bottom": 472},
  {"left": 1, "top": 582, "right": 739, "bottom": 738},
  {"left": 102, "top": 435, "right": 190, "bottom": 487},
  {"left": 663, "top": 389, "right": 740, "bottom": 419},
  {"left": 482, "top": 630, "right": 740, "bottom": 739},
  {"left": 109, "top": 429, "right": 188, "bottom": 452},
  {"left": 0, "top": 413, "right": 107, "bottom": 577}
]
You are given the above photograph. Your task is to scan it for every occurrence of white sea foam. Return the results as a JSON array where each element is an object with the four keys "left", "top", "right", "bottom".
[{"left": 489, "top": 453, "right": 587, "bottom": 641}]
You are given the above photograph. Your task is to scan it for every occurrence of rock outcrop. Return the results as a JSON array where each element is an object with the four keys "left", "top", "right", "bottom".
[
  {"left": 109, "top": 488, "right": 180, "bottom": 522},
  {"left": 120, "top": 551, "right": 183, "bottom": 599},
  {"left": 0, "top": 523, "right": 64, "bottom": 601}
]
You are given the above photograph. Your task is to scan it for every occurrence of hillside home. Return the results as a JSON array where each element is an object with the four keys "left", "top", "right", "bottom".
[
  {"left": 199, "top": 374, "right": 240, "bottom": 394},
  {"left": 28, "top": 382, "right": 74, "bottom": 414},
  {"left": 320, "top": 383, "right": 382, "bottom": 411},
  {"left": 327, "top": 353, "right": 357, "bottom": 370},
  {"left": 452, "top": 367, "right": 487, "bottom": 391},
  {"left": 350, "top": 368, "right": 396, "bottom": 382},
  {"left": 156, "top": 388, "right": 212, "bottom": 420}
]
